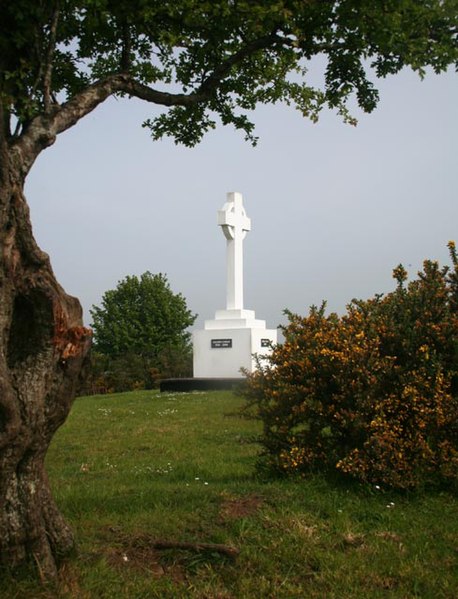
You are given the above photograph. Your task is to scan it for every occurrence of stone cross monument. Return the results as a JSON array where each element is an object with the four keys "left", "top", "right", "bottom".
[
  {"left": 193, "top": 192, "right": 277, "bottom": 378},
  {"left": 218, "top": 192, "right": 251, "bottom": 311}
]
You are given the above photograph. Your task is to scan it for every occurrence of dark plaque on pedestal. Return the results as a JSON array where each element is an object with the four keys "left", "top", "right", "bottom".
[{"left": 211, "top": 339, "right": 233, "bottom": 349}]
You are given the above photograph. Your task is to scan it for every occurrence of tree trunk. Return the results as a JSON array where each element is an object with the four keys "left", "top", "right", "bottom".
[{"left": 0, "top": 147, "right": 91, "bottom": 578}]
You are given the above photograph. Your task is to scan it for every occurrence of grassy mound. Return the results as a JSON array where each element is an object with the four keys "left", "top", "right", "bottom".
[{"left": 2, "top": 390, "right": 456, "bottom": 598}]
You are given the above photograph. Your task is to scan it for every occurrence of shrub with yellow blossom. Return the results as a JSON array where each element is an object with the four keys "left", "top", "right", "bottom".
[{"left": 243, "top": 243, "right": 458, "bottom": 489}]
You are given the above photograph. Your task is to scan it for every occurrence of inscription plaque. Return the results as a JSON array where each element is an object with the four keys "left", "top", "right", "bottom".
[
  {"left": 261, "top": 339, "right": 271, "bottom": 348},
  {"left": 211, "top": 339, "right": 232, "bottom": 349}
]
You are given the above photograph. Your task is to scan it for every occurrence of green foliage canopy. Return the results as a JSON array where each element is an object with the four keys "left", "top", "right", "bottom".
[
  {"left": 90, "top": 272, "right": 196, "bottom": 359},
  {"left": 1, "top": 0, "right": 457, "bottom": 164}
]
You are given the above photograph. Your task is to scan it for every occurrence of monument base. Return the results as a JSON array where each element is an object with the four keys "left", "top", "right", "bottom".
[
  {"left": 159, "top": 377, "right": 245, "bottom": 393},
  {"left": 193, "top": 326, "right": 277, "bottom": 378}
]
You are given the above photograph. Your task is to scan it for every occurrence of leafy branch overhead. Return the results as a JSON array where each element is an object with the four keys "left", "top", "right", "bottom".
[{"left": 2, "top": 0, "right": 457, "bottom": 170}]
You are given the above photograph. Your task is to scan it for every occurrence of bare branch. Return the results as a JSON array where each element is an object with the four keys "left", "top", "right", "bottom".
[
  {"left": 120, "top": 23, "right": 132, "bottom": 72},
  {"left": 197, "top": 31, "right": 281, "bottom": 97},
  {"left": 121, "top": 32, "right": 284, "bottom": 104},
  {"left": 119, "top": 78, "right": 203, "bottom": 106},
  {"left": 31, "top": 28, "right": 46, "bottom": 102},
  {"left": 43, "top": 6, "right": 60, "bottom": 112},
  {"left": 11, "top": 74, "right": 127, "bottom": 177}
]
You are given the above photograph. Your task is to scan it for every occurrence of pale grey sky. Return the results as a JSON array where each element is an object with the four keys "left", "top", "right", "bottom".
[{"left": 25, "top": 66, "right": 457, "bottom": 332}]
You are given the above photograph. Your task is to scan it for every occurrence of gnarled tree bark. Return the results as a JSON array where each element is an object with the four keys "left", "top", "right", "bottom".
[
  {"left": 0, "top": 113, "right": 91, "bottom": 578},
  {"left": 0, "top": 70, "right": 215, "bottom": 579}
]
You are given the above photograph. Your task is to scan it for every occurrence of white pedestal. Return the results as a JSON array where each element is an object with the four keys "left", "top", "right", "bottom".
[{"left": 193, "top": 309, "right": 277, "bottom": 378}]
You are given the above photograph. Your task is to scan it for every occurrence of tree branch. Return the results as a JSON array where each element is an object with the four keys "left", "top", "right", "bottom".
[
  {"left": 43, "top": 6, "right": 60, "bottom": 113},
  {"left": 120, "top": 22, "right": 132, "bottom": 72},
  {"left": 11, "top": 31, "right": 286, "bottom": 177},
  {"left": 120, "top": 32, "right": 284, "bottom": 104},
  {"left": 116, "top": 76, "right": 199, "bottom": 106},
  {"left": 197, "top": 31, "right": 281, "bottom": 96},
  {"left": 11, "top": 74, "right": 126, "bottom": 178}
]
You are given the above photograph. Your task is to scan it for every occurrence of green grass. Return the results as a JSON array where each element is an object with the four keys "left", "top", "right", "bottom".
[{"left": 2, "top": 390, "right": 457, "bottom": 598}]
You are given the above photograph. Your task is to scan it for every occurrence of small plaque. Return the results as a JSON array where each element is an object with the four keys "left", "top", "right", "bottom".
[
  {"left": 211, "top": 338, "right": 232, "bottom": 349},
  {"left": 261, "top": 339, "right": 271, "bottom": 348}
]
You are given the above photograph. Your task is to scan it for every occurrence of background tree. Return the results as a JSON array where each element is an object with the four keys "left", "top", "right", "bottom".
[
  {"left": 0, "top": 0, "right": 456, "bottom": 579},
  {"left": 89, "top": 272, "right": 196, "bottom": 389}
]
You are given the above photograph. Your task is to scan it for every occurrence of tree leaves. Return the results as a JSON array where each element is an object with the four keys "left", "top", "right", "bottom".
[{"left": 2, "top": 1, "right": 456, "bottom": 142}]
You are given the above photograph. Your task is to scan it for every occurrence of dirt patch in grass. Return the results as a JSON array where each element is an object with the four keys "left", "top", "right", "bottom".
[
  {"left": 98, "top": 526, "right": 239, "bottom": 586},
  {"left": 375, "top": 531, "right": 402, "bottom": 543},
  {"left": 105, "top": 544, "right": 166, "bottom": 578},
  {"left": 288, "top": 517, "right": 321, "bottom": 539},
  {"left": 57, "top": 562, "right": 89, "bottom": 599},
  {"left": 364, "top": 573, "right": 401, "bottom": 591},
  {"left": 219, "top": 493, "right": 264, "bottom": 521},
  {"left": 100, "top": 528, "right": 186, "bottom": 582},
  {"left": 342, "top": 532, "right": 366, "bottom": 548}
]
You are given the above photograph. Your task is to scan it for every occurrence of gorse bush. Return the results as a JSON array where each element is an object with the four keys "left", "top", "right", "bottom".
[{"left": 243, "top": 243, "right": 458, "bottom": 490}]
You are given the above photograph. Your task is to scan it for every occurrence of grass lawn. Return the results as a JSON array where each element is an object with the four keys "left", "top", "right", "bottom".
[{"left": 2, "top": 390, "right": 457, "bottom": 598}]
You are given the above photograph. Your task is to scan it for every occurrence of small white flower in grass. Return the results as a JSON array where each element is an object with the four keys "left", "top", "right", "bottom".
[
  {"left": 122, "top": 554, "right": 129, "bottom": 562},
  {"left": 338, "top": 509, "right": 343, "bottom": 513},
  {"left": 97, "top": 408, "right": 112, "bottom": 416},
  {"left": 375, "top": 485, "right": 381, "bottom": 490},
  {"left": 157, "top": 408, "right": 178, "bottom": 416},
  {"left": 204, "top": 482, "right": 209, "bottom": 486},
  {"left": 155, "top": 463, "right": 173, "bottom": 474},
  {"left": 195, "top": 477, "right": 200, "bottom": 480}
]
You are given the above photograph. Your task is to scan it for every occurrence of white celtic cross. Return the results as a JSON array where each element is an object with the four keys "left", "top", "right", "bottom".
[{"left": 217, "top": 192, "right": 251, "bottom": 311}]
